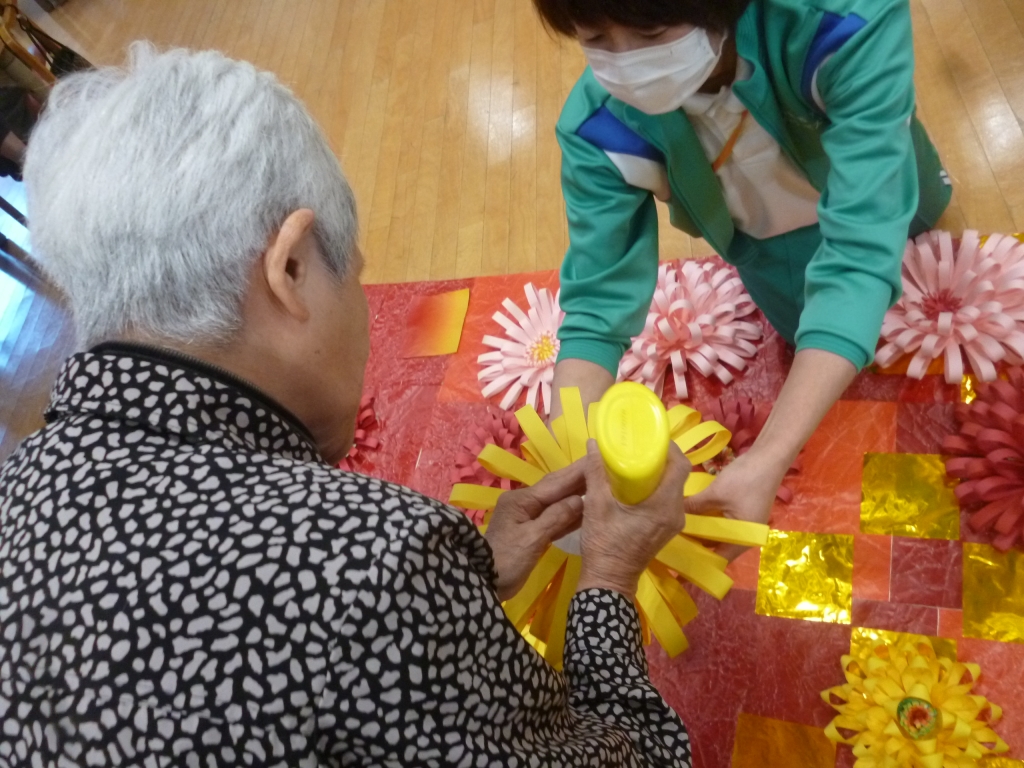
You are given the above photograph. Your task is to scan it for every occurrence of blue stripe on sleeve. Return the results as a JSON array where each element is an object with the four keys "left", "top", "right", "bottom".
[
  {"left": 801, "top": 11, "right": 868, "bottom": 109},
  {"left": 577, "top": 106, "right": 665, "bottom": 162}
]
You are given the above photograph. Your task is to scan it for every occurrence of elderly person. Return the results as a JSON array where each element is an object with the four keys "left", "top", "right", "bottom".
[{"left": 0, "top": 46, "right": 697, "bottom": 767}]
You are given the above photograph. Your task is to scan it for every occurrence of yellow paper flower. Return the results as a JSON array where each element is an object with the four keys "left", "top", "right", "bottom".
[
  {"left": 822, "top": 635, "right": 1009, "bottom": 768},
  {"left": 450, "top": 386, "right": 770, "bottom": 668}
]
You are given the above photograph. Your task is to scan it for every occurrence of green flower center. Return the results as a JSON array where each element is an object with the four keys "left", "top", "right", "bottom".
[{"left": 896, "top": 697, "right": 940, "bottom": 740}]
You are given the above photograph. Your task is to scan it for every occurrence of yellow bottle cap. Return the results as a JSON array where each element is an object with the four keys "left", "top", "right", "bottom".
[{"left": 593, "top": 382, "right": 670, "bottom": 505}]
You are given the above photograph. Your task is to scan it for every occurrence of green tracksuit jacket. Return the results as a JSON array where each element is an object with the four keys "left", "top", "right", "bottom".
[{"left": 555, "top": 0, "right": 952, "bottom": 375}]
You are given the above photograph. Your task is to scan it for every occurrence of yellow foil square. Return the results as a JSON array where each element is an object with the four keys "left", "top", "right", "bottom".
[
  {"left": 963, "top": 543, "right": 1024, "bottom": 645},
  {"left": 756, "top": 530, "right": 853, "bottom": 624},
  {"left": 980, "top": 759, "right": 1024, "bottom": 768},
  {"left": 961, "top": 374, "right": 978, "bottom": 404},
  {"left": 731, "top": 713, "right": 835, "bottom": 768},
  {"left": 849, "top": 626, "right": 957, "bottom": 662},
  {"left": 860, "top": 453, "right": 960, "bottom": 539}
]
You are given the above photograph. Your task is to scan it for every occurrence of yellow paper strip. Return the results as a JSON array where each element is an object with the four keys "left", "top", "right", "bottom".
[
  {"left": 503, "top": 546, "right": 568, "bottom": 627},
  {"left": 683, "top": 471, "right": 715, "bottom": 496},
  {"left": 516, "top": 404, "right": 570, "bottom": 471},
  {"left": 656, "top": 535, "right": 734, "bottom": 600},
  {"left": 962, "top": 543, "right": 1024, "bottom": 645},
  {"left": 543, "top": 555, "right": 582, "bottom": 670},
  {"left": 673, "top": 420, "right": 732, "bottom": 465},
  {"left": 683, "top": 515, "right": 770, "bottom": 548},
  {"left": 550, "top": 415, "right": 570, "bottom": 461},
  {"left": 667, "top": 404, "right": 702, "bottom": 438},
  {"left": 476, "top": 443, "right": 546, "bottom": 487},
  {"left": 647, "top": 559, "right": 699, "bottom": 628},
  {"left": 449, "top": 484, "right": 504, "bottom": 510},
  {"left": 560, "top": 387, "right": 590, "bottom": 463},
  {"left": 637, "top": 573, "right": 690, "bottom": 656},
  {"left": 519, "top": 441, "right": 547, "bottom": 472},
  {"left": 529, "top": 561, "right": 565, "bottom": 643}
]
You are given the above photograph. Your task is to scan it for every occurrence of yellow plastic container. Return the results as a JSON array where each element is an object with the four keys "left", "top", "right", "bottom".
[{"left": 592, "top": 382, "right": 670, "bottom": 505}]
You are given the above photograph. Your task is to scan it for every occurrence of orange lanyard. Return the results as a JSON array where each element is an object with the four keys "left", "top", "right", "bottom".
[{"left": 712, "top": 110, "right": 749, "bottom": 172}]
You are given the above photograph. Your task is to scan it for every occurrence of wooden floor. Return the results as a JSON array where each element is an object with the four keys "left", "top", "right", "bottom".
[
  {"left": 1, "top": 0, "right": 1023, "bottom": 461},
  {"left": 43, "top": 0, "right": 1024, "bottom": 285}
]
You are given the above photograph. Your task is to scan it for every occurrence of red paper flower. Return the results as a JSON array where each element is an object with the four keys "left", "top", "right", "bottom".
[
  {"left": 619, "top": 261, "right": 762, "bottom": 399},
  {"left": 702, "top": 396, "right": 802, "bottom": 503},
  {"left": 876, "top": 230, "right": 1024, "bottom": 383},
  {"left": 451, "top": 409, "right": 525, "bottom": 524},
  {"left": 337, "top": 395, "right": 381, "bottom": 472},
  {"left": 944, "top": 367, "right": 1024, "bottom": 551}
]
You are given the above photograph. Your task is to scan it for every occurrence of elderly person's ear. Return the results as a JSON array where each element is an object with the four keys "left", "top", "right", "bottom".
[{"left": 263, "top": 208, "right": 319, "bottom": 323}]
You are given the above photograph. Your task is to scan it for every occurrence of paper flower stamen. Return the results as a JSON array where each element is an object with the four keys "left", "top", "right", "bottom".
[
  {"left": 337, "top": 395, "right": 380, "bottom": 472},
  {"left": 478, "top": 283, "right": 564, "bottom": 416},
  {"left": 619, "top": 261, "right": 762, "bottom": 400},
  {"left": 703, "top": 396, "right": 802, "bottom": 504},
  {"left": 822, "top": 635, "right": 1009, "bottom": 766},
  {"left": 449, "top": 387, "right": 770, "bottom": 669},
  {"left": 944, "top": 366, "right": 1024, "bottom": 551},
  {"left": 876, "top": 230, "right": 1024, "bottom": 383}
]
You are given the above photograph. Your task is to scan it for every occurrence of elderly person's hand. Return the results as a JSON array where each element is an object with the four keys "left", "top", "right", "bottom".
[
  {"left": 577, "top": 440, "right": 691, "bottom": 599},
  {"left": 485, "top": 462, "right": 586, "bottom": 601}
]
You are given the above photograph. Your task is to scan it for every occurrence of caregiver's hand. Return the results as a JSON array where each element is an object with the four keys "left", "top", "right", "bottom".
[
  {"left": 577, "top": 440, "right": 692, "bottom": 600},
  {"left": 683, "top": 448, "right": 788, "bottom": 560},
  {"left": 486, "top": 462, "right": 586, "bottom": 601},
  {"left": 684, "top": 348, "right": 857, "bottom": 560}
]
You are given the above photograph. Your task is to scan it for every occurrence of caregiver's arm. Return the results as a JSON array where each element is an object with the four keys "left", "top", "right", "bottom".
[
  {"left": 687, "top": 0, "right": 923, "bottom": 552},
  {"left": 685, "top": 348, "right": 855, "bottom": 558},
  {"left": 550, "top": 358, "right": 614, "bottom": 420},
  {"left": 552, "top": 82, "right": 663, "bottom": 417}
]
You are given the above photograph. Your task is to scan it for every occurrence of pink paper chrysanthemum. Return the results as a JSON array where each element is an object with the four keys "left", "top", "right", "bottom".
[
  {"left": 876, "top": 230, "right": 1024, "bottom": 383},
  {"left": 619, "top": 261, "right": 762, "bottom": 399},
  {"left": 337, "top": 395, "right": 380, "bottom": 472},
  {"left": 451, "top": 409, "right": 525, "bottom": 525},
  {"left": 478, "top": 283, "right": 564, "bottom": 416},
  {"left": 944, "top": 367, "right": 1024, "bottom": 551}
]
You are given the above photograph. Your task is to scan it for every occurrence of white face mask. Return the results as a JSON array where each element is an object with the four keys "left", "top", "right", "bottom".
[{"left": 583, "top": 29, "right": 725, "bottom": 115}]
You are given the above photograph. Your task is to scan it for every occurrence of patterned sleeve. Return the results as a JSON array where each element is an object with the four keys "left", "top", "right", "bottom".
[
  {"left": 319, "top": 493, "right": 693, "bottom": 767},
  {"left": 563, "top": 589, "right": 693, "bottom": 767}
]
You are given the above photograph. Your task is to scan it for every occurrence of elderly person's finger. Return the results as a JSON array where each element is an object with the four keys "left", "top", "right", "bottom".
[
  {"left": 517, "top": 460, "right": 586, "bottom": 518},
  {"left": 530, "top": 493, "right": 584, "bottom": 543},
  {"left": 577, "top": 440, "right": 691, "bottom": 599}
]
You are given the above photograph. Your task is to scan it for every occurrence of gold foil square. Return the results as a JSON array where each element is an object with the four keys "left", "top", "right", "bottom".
[
  {"left": 963, "top": 543, "right": 1024, "bottom": 645},
  {"left": 979, "top": 759, "right": 1024, "bottom": 768},
  {"left": 849, "top": 626, "right": 957, "bottom": 662},
  {"left": 756, "top": 530, "right": 853, "bottom": 624},
  {"left": 860, "top": 453, "right": 960, "bottom": 539},
  {"left": 731, "top": 712, "right": 835, "bottom": 768}
]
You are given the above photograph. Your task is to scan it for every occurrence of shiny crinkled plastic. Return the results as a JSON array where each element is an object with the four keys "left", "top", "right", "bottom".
[
  {"left": 849, "top": 626, "right": 956, "bottom": 663},
  {"left": 731, "top": 713, "right": 836, "bottom": 768},
  {"left": 755, "top": 529, "right": 853, "bottom": 624},
  {"left": 860, "top": 453, "right": 960, "bottom": 540},
  {"left": 963, "top": 543, "right": 1024, "bottom": 645}
]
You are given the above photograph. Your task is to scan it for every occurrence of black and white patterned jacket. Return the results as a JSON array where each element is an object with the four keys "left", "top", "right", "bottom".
[{"left": 0, "top": 344, "right": 691, "bottom": 767}]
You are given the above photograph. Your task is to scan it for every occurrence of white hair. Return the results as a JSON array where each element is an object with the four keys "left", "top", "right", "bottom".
[{"left": 24, "top": 43, "right": 358, "bottom": 346}]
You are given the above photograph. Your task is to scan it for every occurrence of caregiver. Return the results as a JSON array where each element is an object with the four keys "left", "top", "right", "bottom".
[{"left": 540, "top": 0, "right": 951, "bottom": 548}]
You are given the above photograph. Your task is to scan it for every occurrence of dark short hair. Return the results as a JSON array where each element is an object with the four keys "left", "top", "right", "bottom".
[{"left": 532, "top": 0, "right": 753, "bottom": 36}]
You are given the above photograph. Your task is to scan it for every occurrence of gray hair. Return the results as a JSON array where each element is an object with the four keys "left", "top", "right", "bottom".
[{"left": 24, "top": 43, "right": 358, "bottom": 346}]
